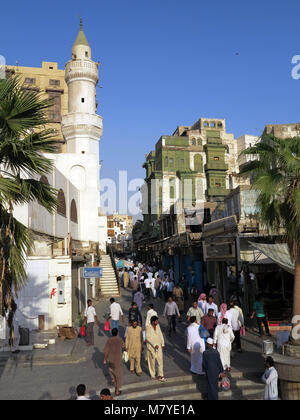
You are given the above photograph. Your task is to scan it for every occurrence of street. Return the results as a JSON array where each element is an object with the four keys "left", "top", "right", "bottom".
[{"left": 0, "top": 288, "right": 267, "bottom": 400}]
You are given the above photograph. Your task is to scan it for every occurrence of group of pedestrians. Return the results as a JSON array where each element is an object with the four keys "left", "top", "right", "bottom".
[{"left": 80, "top": 261, "right": 278, "bottom": 401}]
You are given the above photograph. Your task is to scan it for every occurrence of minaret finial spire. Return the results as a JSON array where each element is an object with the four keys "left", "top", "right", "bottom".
[{"left": 80, "top": 17, "right": 83, "bottom": 30}]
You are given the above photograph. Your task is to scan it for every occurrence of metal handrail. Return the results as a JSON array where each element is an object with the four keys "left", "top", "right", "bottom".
[{"left": 107, "top": 244, "right": 120, "bottom": 294}]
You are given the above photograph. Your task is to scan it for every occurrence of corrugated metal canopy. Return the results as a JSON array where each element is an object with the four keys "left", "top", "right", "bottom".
[{"left": 248, "top": 242, "right": 295, "bottom": 275}]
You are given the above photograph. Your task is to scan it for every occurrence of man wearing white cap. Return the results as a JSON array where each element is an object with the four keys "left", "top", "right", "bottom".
[{"left": 202, "top": 337, "right": 225, "bottom": 400}]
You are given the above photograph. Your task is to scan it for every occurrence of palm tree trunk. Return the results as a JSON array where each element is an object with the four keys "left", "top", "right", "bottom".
[{"left": 291, "top": 253, "right": 300, "bottom": 345}]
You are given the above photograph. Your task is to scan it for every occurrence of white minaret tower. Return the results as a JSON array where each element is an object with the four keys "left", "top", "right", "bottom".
[
  {"left": 62, "top": 18, "right": 102, "bottom": 156},
  {"left": 60, "top": 19, "right": 103, "bottom": 245}
]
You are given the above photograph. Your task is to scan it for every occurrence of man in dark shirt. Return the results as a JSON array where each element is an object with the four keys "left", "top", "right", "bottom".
[
  {"left": 202, "top": 338, "right": 225, "bottom": 400},
  {"left": 201, "top": 308, "right": 217, "bottom": 338},
  {"left": 128, "top": 302, "right": 143, "bottom": 326}
]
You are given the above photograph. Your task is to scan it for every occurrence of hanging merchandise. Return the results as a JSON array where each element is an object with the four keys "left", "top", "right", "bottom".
[{"left": 0, "top": 316, "right": 7, "bottom": 340}]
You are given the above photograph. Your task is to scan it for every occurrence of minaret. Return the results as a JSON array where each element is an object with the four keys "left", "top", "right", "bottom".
[
  {"left": 59, "top": 20, "right": 103, "bottom": 244},
  {"left": 62, "top": 18, "right": 102, "bottom": 156}
]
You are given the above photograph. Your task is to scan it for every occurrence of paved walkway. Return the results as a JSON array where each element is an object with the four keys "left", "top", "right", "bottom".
[
  {"left": 73, "top": 288, "right": 269, "bottom": 393},
  {"left": 0, "top": 287, "right": 273, "bottom": 400}
]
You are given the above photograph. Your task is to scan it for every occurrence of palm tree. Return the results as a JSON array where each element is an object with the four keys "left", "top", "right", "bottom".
[
  {"left": 239, "top": 131, "right": 300, "bottom": 344},
  {"left": 0, "top": 75, "right": 59, "bottom": 316}
]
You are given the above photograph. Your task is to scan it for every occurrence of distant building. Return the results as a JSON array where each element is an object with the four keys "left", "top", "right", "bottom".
[{"left": 107, "top": 214, "right": 133, "bottom": 254}]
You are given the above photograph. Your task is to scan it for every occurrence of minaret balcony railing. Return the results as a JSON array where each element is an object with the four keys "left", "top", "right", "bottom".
[{"left": 65, "top": 59, "right": 98, "bottom": 84}]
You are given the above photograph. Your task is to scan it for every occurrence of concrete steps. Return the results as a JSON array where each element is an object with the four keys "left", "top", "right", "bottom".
[
  {"left": 100, "top": 254, "right": 120, "bottom": 297},
  {"left": 104, "top": 371, "right": 265, "bottom": 401}
]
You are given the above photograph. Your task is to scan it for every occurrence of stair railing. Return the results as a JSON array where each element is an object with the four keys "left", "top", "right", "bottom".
[{"left": 107, "top": 244, "right": 120, "bottom": 294}]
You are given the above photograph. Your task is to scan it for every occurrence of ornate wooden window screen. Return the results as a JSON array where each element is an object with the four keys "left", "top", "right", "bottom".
[
  {"left": 57, "top": 189, "right": 66, "bottom": 217},
  {"left": 48, "top": 92, "right": 62, "bottom": 122},
  {"left": 70, "top": 199, "right": 78, "bottom": 223}
]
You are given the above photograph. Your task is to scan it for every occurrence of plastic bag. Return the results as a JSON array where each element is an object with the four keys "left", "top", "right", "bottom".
[
  {"left": 79, "top": 325, "right": 86, "bottom": 337},
  {"left": 240, "top": 326, "right": 246, "bottom": 337},
  {"left": 104, "top": 320, "right": 110, "bottom": 332},
  {"left": 122, "top": 351, "right": 129, "bottom": 363},
  {"left": 199, "top": 325, "right": 210, "bottom": 339},
  {"left": 221, "top": 376, "right": 231, "bottom": 391}
]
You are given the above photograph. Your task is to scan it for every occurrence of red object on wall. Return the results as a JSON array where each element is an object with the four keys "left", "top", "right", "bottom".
[{"left": 50, "top": 288, "right": 56, "bottom": 299}]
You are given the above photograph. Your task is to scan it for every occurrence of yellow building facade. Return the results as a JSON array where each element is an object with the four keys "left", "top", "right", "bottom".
[{"left": 6, "top": 61, "right": 68, "bottom": 152}]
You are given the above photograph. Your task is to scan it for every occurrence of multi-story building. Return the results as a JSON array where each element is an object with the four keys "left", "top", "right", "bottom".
[
  {"left": 6, "top": 61, "right": 68, "bottom": 152},
  {"left": 140, "top": 117, "right": 255, "bottom": 239},
  {"left": 202, "top": 123, "right": 296, "bottom": 319},
  {"left": 107, "top": 214, "right": 133, "bottom": 241},
  {"left": 136, "top": 116, "right": 259, "bottom": 290},
  {"left": 107, "top": 214, "right": 133, "bottom": 254}
]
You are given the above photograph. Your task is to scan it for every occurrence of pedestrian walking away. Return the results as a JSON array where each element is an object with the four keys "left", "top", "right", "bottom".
[
  {"left": 250, "top": 294, "right": 271, "bottom": 337},
  {"left": 131, "top": 273, "right": 139, "bottom": 300},
  {"left": 109, "top": 298, "right": 125, "bottom": 330},
  {"left": 228, "top": 301, "right": 244, "bottom": 352},
  {"left": 202, "top": 338, "right": 225, "bottom": 400},
  {"left": 217, "top": 303, "right": 233, "bottom": 328},
  {"left": 123, "top": 268, "right": 130, "bottom": 289},
  {"left": 83, "top": 299, "right": 100, "bottom": 346},
  {"left": 104, "top": 328, "right": 125, "bottom": 396},
  {"left": 187, "top": 316, "right": 206, "bottom": 375},
  {"left": 213, "top": 318, "right": 235, "bottom": 372}
]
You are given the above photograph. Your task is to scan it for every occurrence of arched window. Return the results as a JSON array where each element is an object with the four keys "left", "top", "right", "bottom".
[
  {"left": 70, "top": 199, "right": 78, "bottom": 224},
  {"left": 57, "top": 189, "right": 66, "bottom": 217},
  {"left": 169, "top": 178, "right": 176, "bottom": 199},
  {"left": 194, "top": 154, "right": 203, "bottom": 172}
]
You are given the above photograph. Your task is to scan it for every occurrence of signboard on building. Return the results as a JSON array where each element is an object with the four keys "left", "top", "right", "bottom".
[
  {"left": 80, "top": 267, "right": 103, "bottom": 278},
  {"left": 203, "top": 241, "right": 236, "bottom": 261}
]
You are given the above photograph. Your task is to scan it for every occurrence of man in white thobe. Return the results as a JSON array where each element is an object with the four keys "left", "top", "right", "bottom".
[
  {"left": 213, "top": 318, "right": 234, "bottom": 371},
  {"left": 262, "top": 357, "right": 278, "bottom": 400},
  {"left": 187, "top": 316, "right": 205, "bottom": 375},
  {"left": 145, "top": 304, "right": 158, "bottom": 328}
]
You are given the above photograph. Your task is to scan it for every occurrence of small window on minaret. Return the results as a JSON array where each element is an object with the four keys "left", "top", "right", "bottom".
[
  {"left": 81, "top": 98, "right": 85, "bottom": 103},
  {"left": 85, "top": 51, "right": 89, "bottom": 57}
]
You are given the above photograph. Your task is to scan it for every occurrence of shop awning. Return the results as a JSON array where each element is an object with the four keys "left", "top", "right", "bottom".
[{"left": 248, "top": 242, "right": 295, "bottom": 275}]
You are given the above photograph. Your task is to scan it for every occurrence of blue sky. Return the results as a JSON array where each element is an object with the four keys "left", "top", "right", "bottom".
[{"left": 1, "top": 0, "right": 300, "bottom": 218}]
